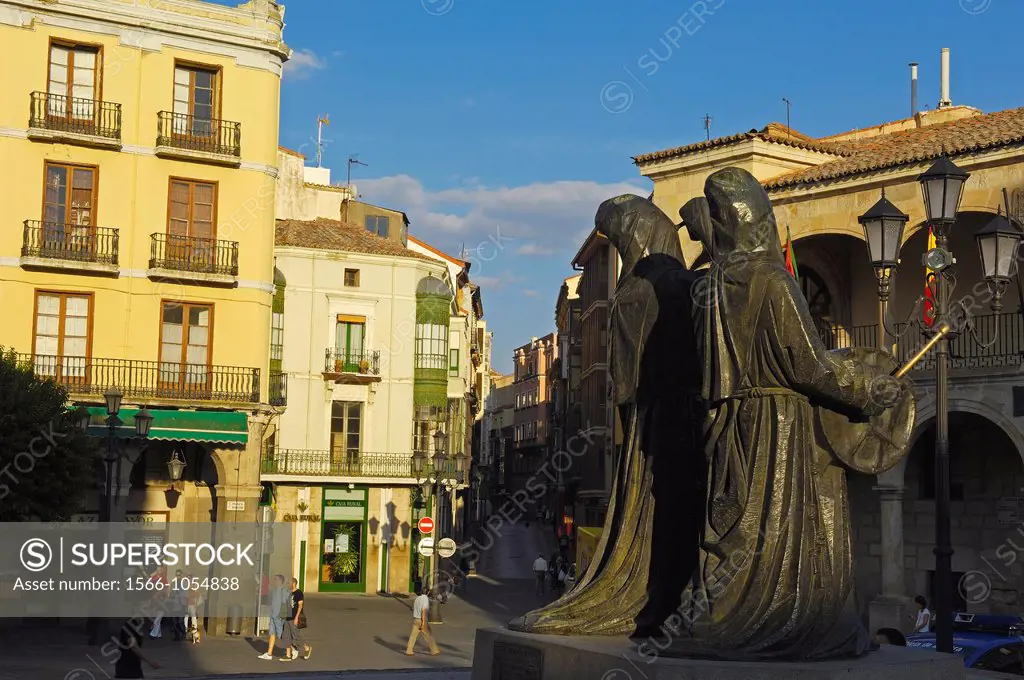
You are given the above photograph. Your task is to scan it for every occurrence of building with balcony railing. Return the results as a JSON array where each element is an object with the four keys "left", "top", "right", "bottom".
[
  {"left": 271, "top": 189, "right": 455, "bottom": 594},
  {"left": 633, "top": 64, "right": 1024, "bottom": 636},
  {"left": 0, "top": 0, "right": 288, "bottom": 552}
]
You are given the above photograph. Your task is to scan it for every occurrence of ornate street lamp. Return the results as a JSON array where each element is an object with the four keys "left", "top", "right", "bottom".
[
  {"left": 135, "top": 408, "right": 154, "bottom": 438},
  {"left": 412, "top": 450, "right": 427, "bottom": 478},
  {"left": 104, "top": 389, "right": 123, "bottom": 417},
  {"left": 858, "top": 189, "right": 910, "bottom": 350},
  {"left": 167, "top": 449, "right": 186, "bottom": 483},
  {"left": 919, "top": 155, "right": 970, "bottom": 230},
  {"left": 974, "top": 209, "right": 1023, "bottom": 312}
]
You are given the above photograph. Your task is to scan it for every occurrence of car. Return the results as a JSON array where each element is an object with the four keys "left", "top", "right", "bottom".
[{"left": 906, "top": 613, "right": 1024, "bottom": 674}]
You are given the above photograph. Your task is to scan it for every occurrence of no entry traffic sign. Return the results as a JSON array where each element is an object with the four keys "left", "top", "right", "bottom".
[{"left": 418, "top": 517, "right": 435, "bottom": 534}]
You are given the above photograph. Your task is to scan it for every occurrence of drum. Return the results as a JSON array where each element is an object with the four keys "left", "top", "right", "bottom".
[{"left": 816, "top": 347, "right": 916, "bottom": 475}]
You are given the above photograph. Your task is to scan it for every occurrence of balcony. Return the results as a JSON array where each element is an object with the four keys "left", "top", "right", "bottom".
[
  {"left": 819, "top": 313, "right": 1024, "bottom": 374},
  {"left": 155, "top": 112, "right": 241, "bottom": 166},
  {"left": 261, "top": 449, "right": 414, "bottom": 480},
  {"left": 20, "top": 221, "right": 119, "bottom": 274},
  {"left": 269, "top": 371, "right": 287, "bottom": 407},
  {"left": 323, "top": 349, "right": 381, "bottom": 385},
  {"left": 18, "top": 354, "right": 260, "bottom": 405},
  {"left": 148, "top": 233, "right": 239, "bottom": 285},
  {"left": 27, "top": 92, "right": 122, "bottom": 149}
]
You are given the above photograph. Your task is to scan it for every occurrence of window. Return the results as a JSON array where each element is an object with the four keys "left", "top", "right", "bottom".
[
  {"left": 167, "top": 179, "right": 217, "bottom": 264},
  {"left": 173, "top": 63, "right": 219, "bottom": 136},
  {"left": 334, "top": 315, "right": 366, "bottom": 371},
  {"left": 42, "top": 162, "right": 97, "bottom": 251},
  {"left": 33, "top": 292, "right": 91, "bottom": 380},
  {"left": 270, "top": 309, "right": 284, "bottom": 363},
  {"left": 449, "top": 349, "right": 459, "bottom": 377},
  {"left": 344, "top": 269, "right": 360, "bottom": 287},
  {"left": 48, "top": 42, "right": 99, "bottom": 118},
  {"left": 415, "top": 322, "right": 447, "bottom": 368},
  {"left": 159, "top": 301, "right": 212, "bottom": 390},
  {"left": 365, "top": 215, "right": 390, "bottom": 238},
  {"left": 330, "top": 401, "right": 362, "bottom": 468}
]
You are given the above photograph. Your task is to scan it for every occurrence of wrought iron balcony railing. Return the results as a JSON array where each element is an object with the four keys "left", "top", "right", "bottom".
[
  {"left": 18, "top": 354, "right": 260, "bottom": 403},
  {"left": 157, "top": 111, "right": 241, "bottom": 157},
  {"left": 818, "top": 313, "right": 1024, "bottom": 373},
  {"left": 149, "top": 233, "right": 239, "bottom": 277},
  {"left": 324, "top": 349, "right": 380, "bottom": 375},
  {"left": 29, "top": 91, "right": 121, "bottom": 141},
  {"left": 22, "top": 221, "right": 119, "bottom": 266},
  {"left": 269, "top": 371, "right": 287, "bottom": 407},
  {"left": 261, "top": 449, "right": 414, "bottom": 478}
]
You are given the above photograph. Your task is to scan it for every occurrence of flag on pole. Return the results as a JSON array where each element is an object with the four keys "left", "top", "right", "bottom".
[
  {"left": 784, "top": 225, "right": 799, "bottom": 278},
  {"left": 923, "top": 226, "right": 937, "bottom": 327}
]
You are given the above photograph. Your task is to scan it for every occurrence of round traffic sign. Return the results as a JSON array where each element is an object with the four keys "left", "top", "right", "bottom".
[
  {"left": 418, "top": 517, "right": 434, "bottom": 534},
  {"left": 436, "top": 537, "right": 457, "bottom": 559},
  {"left": 417, "top": 537, "right": 435, "bottom": 557}
]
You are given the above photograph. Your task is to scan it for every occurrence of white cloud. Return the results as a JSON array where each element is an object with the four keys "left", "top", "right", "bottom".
[
  {"left": 356, "top": 174, "right": 649, "bottom": 275},
  {"left": 523, "top": 290, "right": 539, "bottom": 298},
  {"left": 283, "top": 49, "right": 326, "bottom": 80},
  {"left": 516, "top": 243, "right": 556, "bottom": 256}
]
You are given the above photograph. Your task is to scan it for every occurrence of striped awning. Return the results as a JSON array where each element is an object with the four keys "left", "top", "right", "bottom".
[{"left": 85, "top": 408, "right": 248, "bottom": 444}]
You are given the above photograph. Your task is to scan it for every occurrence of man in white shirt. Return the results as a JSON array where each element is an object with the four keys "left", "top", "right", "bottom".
[
  {"left": 405, "top": 585, "right": 440, "bottom": 656},
  {"left": 533, "top": 554, "right": 548, "bottom": 595}
]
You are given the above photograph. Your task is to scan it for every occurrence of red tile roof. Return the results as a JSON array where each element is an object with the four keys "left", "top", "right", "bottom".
[
  {"left": 764, "top": 106, "right": 1024, "bottom": 190},
  {"left": 633, "top": 123, "right": 850, "bottom": 164},
  {"left": 275, "top": 218, "right": 437, "bottom": 262},
  {"left": 407, "top": 235, "right": 466, "bottom": 266},
  {"left": 278, "top": 146, "right": 305, "bottom": 158}
]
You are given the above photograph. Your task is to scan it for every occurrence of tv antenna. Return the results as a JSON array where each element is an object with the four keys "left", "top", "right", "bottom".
[
  {"left": 315, "top": 114, "right": 330, "bottom": 167},
  {"left": 782, "top": 98, "right": 792, "bottom": 138},
  {"left": 347, "top": 155, "right": 368, "bottom": 188},
  {"left": 703, "top": 113, "right": 713, "bottom": 141}
]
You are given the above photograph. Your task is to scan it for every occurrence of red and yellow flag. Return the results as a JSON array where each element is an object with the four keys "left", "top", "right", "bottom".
[
  {"left": 923, "top": 227, "right": 937, "bottom": 327},
  {"left": 784, "top": 225, "right": 799, "bottom": 278}
]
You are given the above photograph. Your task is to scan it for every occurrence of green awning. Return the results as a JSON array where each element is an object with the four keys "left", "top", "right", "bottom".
[{"left": 85, "top": 408, "right": 248, "bottom": 444}]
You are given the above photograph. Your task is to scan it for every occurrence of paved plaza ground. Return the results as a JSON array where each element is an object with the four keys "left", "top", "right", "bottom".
[{"left": 0, "top": 521, "right": 557, "bottom": 680}]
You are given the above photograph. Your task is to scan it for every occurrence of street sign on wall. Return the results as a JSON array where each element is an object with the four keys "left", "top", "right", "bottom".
[
  {"left": 417, "top": 537, "right": 435, "bottom": 557},
  {"left": 418, "top": 517, "right": 435, "bottom": 534},
  {"left": 436, "top": 537, "right": 457, "bottom": 559}
]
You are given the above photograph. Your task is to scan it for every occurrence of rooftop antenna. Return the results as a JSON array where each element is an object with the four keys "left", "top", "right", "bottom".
[
  {"left": 782, "top": 98, "right": 792, "bottom": 138},
  {"left": 347, "top": 155, "right": 368, "bottom": 189},
  {"left": 315, "top": 114, "right": 330, "bottom": 168},
  {"left": 703, "top": 113, "right": 712, "bottom": 141}
]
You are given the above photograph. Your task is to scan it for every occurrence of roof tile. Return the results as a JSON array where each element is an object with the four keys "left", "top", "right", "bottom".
[{"left": 275, "top": 218, "right": 437, "bottom": 262}]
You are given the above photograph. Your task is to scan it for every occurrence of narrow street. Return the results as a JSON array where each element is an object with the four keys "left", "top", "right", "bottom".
[{"left": 0, "top": 521, "right": 560, "bottom": 680}]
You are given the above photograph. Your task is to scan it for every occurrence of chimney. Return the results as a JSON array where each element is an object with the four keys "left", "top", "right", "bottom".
[
  {"left": 909, "top": 62, "right": 918, "bottom": 117},
  {"left": 938, "top": 48, "right": 952, "bottom": 108}
]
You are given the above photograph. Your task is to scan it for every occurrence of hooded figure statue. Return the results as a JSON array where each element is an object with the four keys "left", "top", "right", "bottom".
[
  {"left": 658, "top": 167, "right": 912, "bottom": 661},
  {"left": 509, "top": 194, "right": 705, "bottom": 636}
]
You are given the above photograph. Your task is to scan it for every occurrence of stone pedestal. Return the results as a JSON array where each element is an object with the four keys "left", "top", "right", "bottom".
[
  {"left": 472, "top": 627, "right": 965, "bottom": 680},
  {"left": 869, "top": 595, "right": 913, "bottom": 638}
]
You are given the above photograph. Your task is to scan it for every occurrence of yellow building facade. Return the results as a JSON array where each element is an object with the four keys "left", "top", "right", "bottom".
[{"left": 0, "top": 0, "right": 289, "bottom": 533}]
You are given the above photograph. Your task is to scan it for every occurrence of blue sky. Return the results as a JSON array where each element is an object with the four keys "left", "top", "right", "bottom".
[{"left": 271, "top": 0, "right": 1024, "bottom": 373}]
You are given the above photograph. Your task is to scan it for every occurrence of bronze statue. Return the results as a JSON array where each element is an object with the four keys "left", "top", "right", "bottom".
[
  {"left": 508, "top": 194, "right": 706, "bottom": 636},
  {"left": 664, "top": 168, "right": 914, "bottom": 660},
  {"left": 509, "top": 168, "right": 915, "bottom": 662}
]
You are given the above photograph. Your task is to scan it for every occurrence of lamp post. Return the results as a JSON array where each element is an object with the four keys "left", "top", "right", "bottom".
[
  {"left": 255, "top": 504, "right": 275, "bottom": 636},
  {"left": 412, "top": 429, "right": 458, "bottom": 624},
  {"left": 98, "top": 391, "right": 153, "bottom": 522},
  {"left": 858, "top": 156, "right": 1022, "bottom": 654}
]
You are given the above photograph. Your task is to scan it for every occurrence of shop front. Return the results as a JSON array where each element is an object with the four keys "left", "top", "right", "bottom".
[{"left": 318, "top": 487, "right": 368, "bottom": 592}]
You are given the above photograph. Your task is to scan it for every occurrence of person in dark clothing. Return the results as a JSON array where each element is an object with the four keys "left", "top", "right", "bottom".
[{"left": 115, "top": 620, "right": 160, "bottom": 678}]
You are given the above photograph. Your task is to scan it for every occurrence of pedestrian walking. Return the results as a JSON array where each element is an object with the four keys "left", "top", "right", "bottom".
[
  {"left": 280, "top": 577, "right": 311, "bottom": 661},
  {"left": 405, "top": 585, "right": 441, "bottom": 656},
  {"left": 258, "top": 574, "right": 289, "bottom": 660},
  {"left": 115, "top": 620, "right": 160, "bottom": 679},
  {"left": 532, "top": 553, "right": 548, "bottom": 595},
  {"left": 147, "top": 566, "right": 168, "bottom": 639}
]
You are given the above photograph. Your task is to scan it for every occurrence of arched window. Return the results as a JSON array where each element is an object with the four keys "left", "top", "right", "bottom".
[{"left": 798, "top": 266, "right": 833, "bottom": 320}]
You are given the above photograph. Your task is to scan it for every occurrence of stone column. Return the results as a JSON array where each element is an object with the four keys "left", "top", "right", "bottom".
[{"left": 869, "top": 483, "right": 912, "bottom": 634}]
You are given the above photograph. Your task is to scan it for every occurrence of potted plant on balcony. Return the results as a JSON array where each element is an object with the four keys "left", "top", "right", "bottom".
[
  {"left": 334, "top": 358, "right": 344, "bottom": 373},
  {"left": 358, "top": 359, "right": 370, "bottom": 374}
]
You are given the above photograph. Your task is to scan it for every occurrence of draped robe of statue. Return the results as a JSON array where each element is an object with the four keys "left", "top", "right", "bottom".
[
  {"left": 664, "top": 168, "right": 912, "bottom": 661},
  {"left": 509, "top": 194, "right": 705, "bottom": 636}
]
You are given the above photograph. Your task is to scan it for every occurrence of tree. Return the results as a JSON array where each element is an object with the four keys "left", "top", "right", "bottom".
[{"left": 0, "top": 348, "right": 97, "bottom": 521}]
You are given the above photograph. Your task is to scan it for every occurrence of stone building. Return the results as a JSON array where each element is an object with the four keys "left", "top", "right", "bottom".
[
  {"left": 509, "top": 334, "right": 557, "bottom": 497},
  {"left": 634, "top": 52, "right": 1024, "bottom": 634}
]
